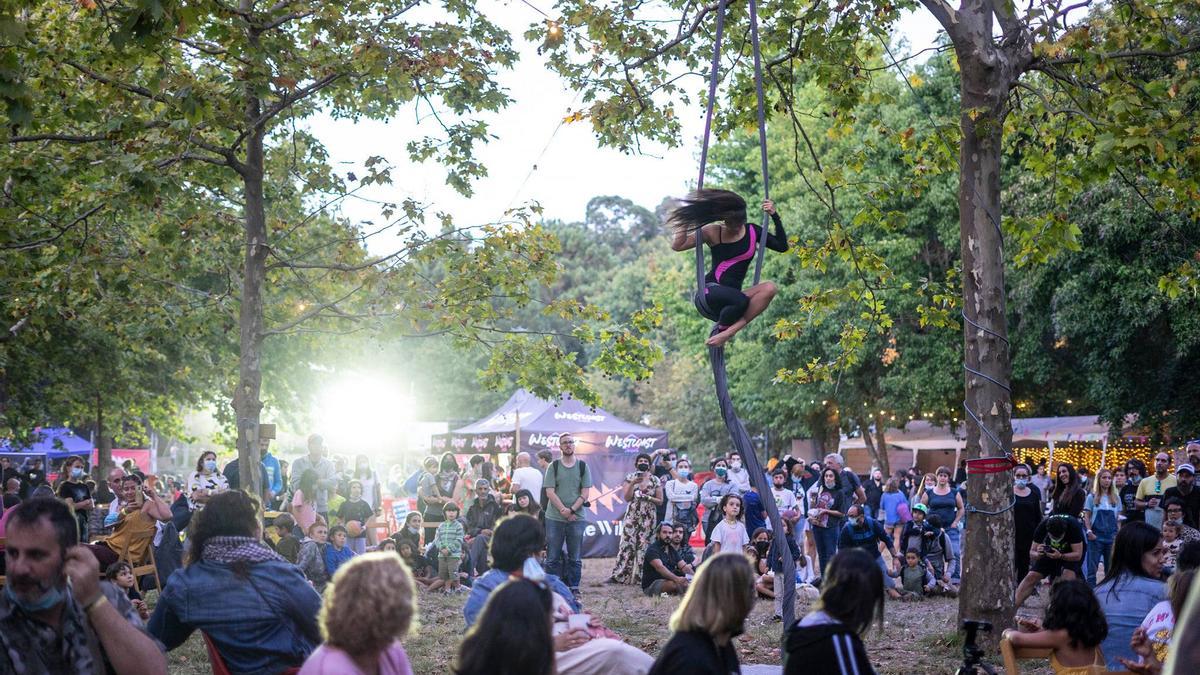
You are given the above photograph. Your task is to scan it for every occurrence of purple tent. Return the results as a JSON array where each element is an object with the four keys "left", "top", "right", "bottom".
[
  {"left": 0, "top": 427, "right": 92, "bottom": 460},
  {"left": 431, "top": 390, "right": 669, "bottom": 557}
]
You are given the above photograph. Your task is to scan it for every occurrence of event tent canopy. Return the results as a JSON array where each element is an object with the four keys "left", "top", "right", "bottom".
[
  {"left": 840, "top": 416, "right": 1119, "bottom": 453},
  {"left": 0, "top": 427, "right": 93, "bottom": 460}
]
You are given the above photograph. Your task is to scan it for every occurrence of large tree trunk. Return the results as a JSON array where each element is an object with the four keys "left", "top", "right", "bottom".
[
  {"left": 232, "top": 11, "right": 266, "bottom": 498},
  {"left": 95, "top": 394, "right": 113, "bottom": 471},
  {"left": 955, "top": 50, "right": 1016, "bottom": 643},
  {"left": 872, "top": 411, "right": 891, "bottom": 477},
  {"left": 809, "top": 401, "right": 841, "bottom": 457}
]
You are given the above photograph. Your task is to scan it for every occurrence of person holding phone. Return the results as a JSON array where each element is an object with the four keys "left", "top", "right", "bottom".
[
  {"left": 608, "top": 452, "right": 664, "bottom": 586},
  {"left": 85, "top": 473, "right": 172, "bottom": 569},
  {"left": 1014, "top": 514, "right": 1086, "bottom": 610},
  {"left": 0, "top": 497, "right": 168, "bottom": 674}
]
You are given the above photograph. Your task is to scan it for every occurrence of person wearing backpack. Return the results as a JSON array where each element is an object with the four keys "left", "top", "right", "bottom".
[{"left": 543, "top": 433, "right": 593, "bottom": 599}]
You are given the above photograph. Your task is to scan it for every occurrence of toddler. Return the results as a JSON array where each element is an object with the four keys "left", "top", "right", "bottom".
[
  {"left": 105, "top": 561, "right": 149, "bottom": 621},
  {"left": 432, "top": 502, "right": 465, "bottom": 593},
  {"left": 1162, "top": 521, "right": 1181, "bottom": 577}
]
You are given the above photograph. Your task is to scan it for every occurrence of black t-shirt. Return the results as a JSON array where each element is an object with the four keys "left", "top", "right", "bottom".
[
  {"left": 338, "top": 498, "right": 373, "bottom": 528},
  {"left": 1012, "top": 486, "right": 1043, "bottom": 542},
  {"left": 57, "top": 481, "right": 92, "bottom": 507},
  {"left": 642, "top": 540, "right": 678, "bottom": 591},
  {"left": 1163, "top": 486, "right": 1200, "bottom": 529},
  {"left": 648, "top": 629, "right": 741, "bottom": 675},
  {"left": 841, "top": 469, "right": 862, "bottom": 505},
  {"left": 2, "top": 493, "right": 20, "bottom": 509},
  {"left": 1033, "top": 515, "right": 1085, "bottom": 554},
  {"left": 1120, "top": 483, "right": 1144, "bottom": 522}
]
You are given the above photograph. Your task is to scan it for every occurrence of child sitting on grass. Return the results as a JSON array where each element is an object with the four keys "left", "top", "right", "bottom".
[
  {"left": 1002, "top": 579, "right": 1108, "bottom": 675},
  {"left": 269, "top": 513, "right": 301, "bottom": 564},
  {"left": 397, "top": 540, "right": 437, "bottom": 589},
  {"left": 323, "top": 524, "right": 356, "bottom": 578},
  {"left": 430, "top": 502, "right": 465, "bottom": 593},
  {"left": 105, "top": 561, "right": 149, "bottom": 621},
  {"left": 889, "top": 549, "right": 935, "bottom": 601}
]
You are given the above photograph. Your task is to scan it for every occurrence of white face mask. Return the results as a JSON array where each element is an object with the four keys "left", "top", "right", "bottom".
[
  {"left": 522, "top": 555, "right": 546, "bottom": 582},
  {"left": 730, "top": 459, "right": 742, "bottom": 470}
]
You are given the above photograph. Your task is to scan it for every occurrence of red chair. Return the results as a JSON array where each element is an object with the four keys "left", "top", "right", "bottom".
[{"left": 201, "top": 632, "right": 300, "bottom": 675}]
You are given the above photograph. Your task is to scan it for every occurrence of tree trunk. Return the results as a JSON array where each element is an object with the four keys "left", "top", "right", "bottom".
[
  {"left": 872, "top": 411, "right": 891, "bottom": 477},
  {"left": 232, "top": 10, "right": 265, "bottom": 498},
  {"left": 95, "top": 394, "right": 113, "bottom": 471},
  {"left": 809, "top": 401, "right": 841, "bottom": 457},
  {"left": 955, "top": 53, "right": 1016, "bottom": 643}
]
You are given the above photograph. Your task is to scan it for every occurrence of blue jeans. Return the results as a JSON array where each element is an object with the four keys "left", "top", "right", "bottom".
[
  {"left": 1086, "top": 537, "right": 1113, "bottom": 586},
  {"left": 813, "top": 525, "right": 839, "bottom": 578},
  {"left": 946, "top": 526, "right": 962, "bottom": 581},
  {"left": 545, "top": 517, "right": 586, "bottom": 590}
]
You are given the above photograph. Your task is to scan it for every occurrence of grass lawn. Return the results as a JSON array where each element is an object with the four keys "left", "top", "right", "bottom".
[{"left": 159, "top": 557, "right": 1051, "bottom": 674}]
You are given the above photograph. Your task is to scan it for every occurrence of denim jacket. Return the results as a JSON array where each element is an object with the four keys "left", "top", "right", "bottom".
[
  {"left": 463, "top": 568, "right": 579, "bottom": 628},
  {"left": 149, "top": 559, "right": 322, "bottom": 675}
]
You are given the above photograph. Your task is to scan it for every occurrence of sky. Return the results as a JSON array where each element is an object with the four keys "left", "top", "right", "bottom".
[{"left": 309, "top": 4, "right": 945, "bottom": 251}]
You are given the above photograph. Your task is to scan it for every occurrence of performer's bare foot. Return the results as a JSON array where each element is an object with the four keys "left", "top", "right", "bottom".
[{"left": 706, "top": 326, "right": 738, "bottom": 347}]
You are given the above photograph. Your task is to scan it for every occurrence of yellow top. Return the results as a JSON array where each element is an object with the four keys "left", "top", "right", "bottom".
[
  {"left": 102, "top": 505, "right": 157, "bottom": 563},
  {"left": 1050, "top": 648, "right": 1106, "bottom": 675}
]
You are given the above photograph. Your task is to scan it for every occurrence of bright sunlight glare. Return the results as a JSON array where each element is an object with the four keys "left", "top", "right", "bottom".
[{"left": 314, "top": 374, "right": 414, "bottom": 455}]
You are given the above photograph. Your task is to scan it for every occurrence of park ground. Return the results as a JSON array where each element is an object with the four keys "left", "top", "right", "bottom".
[{"left": 157, "top": 557, "right": 1056, "bottom": 675}]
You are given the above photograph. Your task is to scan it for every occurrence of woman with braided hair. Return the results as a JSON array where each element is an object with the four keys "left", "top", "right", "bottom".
[{"left": 669, "top": 188, "right": 788, "bottom": 347}]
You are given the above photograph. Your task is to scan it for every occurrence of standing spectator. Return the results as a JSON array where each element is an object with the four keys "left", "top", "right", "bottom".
[
  {"left": 150, "top": 490, "right": 321, "bottom": 672},
  {"left": 298, "top": 522, "right": 331, "bottom": 592},
  {"left": 1033, "top": 462, "right": 1054, "bottom": 511},
  {"left": 261, "top": 435, "right": 284, "bottom": 508},
  {"left": 1095, "top": 521, "right": 1167, "bottom": 669},
  {"left": 880, "top": 478, "right": 910, "bottom": 550},
  {"left": 642, "top": 522, "right": 688, "bottom": 596},
  {"left": 186, "top": 450, "right": 229, "bottom": 513},
  {"left": 0, "top": 456, "right": 19, "bottom": 493},
  {"left": 19, "top": 457, "right": 46, "bottom": 499},
  {"left": 1012, "top": 463, "right": 1044, "bottom": 582},
  {"left": 742, "top": 484, "right": 768, "bottom": 535},
  {"left": 1050, "top": 462, "right": 1087, "bottom": 518},
  {"left": 647, "top": 552, "right": 756, "bottom": 675},
  {"left": 465, "top": 478, "right": 502, "bottom": 575},
  {"left": 292, "top": 469, "right": 321, "bottom": 534},
  {"left": 838, "top": 505, "right": 903, "bottom": 600},
  {"left": 808, "top": 467, "right": 850, "bottom": 575},
  {"left": 415, "top": 456, "right": 441, "bottom": 542},
  {"left": 650, "top": 449, "right": 677, "bottom": 524},
  {"left": 769, "top": 468, "right": 800, "bottom": 532},
  {"left": 1136, "top": 452, "right": 1177, "bottom": 527},
  {"left": 433, "top": 502, "right": 465, "bottom": 593},
  {"left": 1015, "top": 514, "right": 1087, "bottom": 609},
  {"left": 609, "top": 453, "right": 662, "bottom": 585},
  {"left": 784, "top": 548, "right": 882, "bottom": 675},
  {"left": 299, "top": 553, "right": 415, "bottom": 675},
  {"left": 55, "top": 455, "right": 93, "bottom": 544},
  {"left": 1084, "top": 468, "right": 1121, "bottom": 585},
  {"left": 824, "top": 453, "right": 866, "bottom": 506},
  {"left": 352, "top": 455, "right": 382, "bottom": 511},
  {"left": 2, "top": 477, "right": 20, "bottom": 510},
  {"left": 420, "top": 453, "right": 461, "bottom": 546},
  {"left": 699, "top": 457, "right": 736, "bottom": 544},
  {"left": 921, "top": 465, "right": 965, "bottom": 583},
  {"left": 725, "top": 451, "right": 752, "bottom": 494},
  {"left": 290, "top": 434, "right": 338, "bottom": 523},
  {"left": 337, "top": 480, "right": 374, "bottom": 554},
  {"left": 457, "top": 579, "right": 556, "bottom": 675},
  {"left": 1002, "top": 579, "right": 1108, "bottom": 671},
  {"left": 864, "top": 469, "right": 884, "bottom": 520},
  {"left": 510, "top": 452, "right": 545, "bottom": 506},
  {"left": 664, "top": 458, "right": 699, "bottom": 535},
  {"left": 0, "top": 498, "right": 167, "bottom": 674},
  {"left": 708, "top": 493, "right": 749, "bottom": 556},
  {"left": 324, "top": 525, "right": 356, "bottom": 578},
  {"left": 544, "top": 432, "right": 593, "bottom": 598},
  {"left": 1163, "top": 463, "right": 1200, "bottom": 529}
]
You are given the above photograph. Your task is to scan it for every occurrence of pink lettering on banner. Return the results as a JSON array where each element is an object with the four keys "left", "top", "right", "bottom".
[
  {"left": 433, "top": 438, "right": 446, "bottom": 449},
  {"left": 471, "top": 436, "right": 489, "bottom": 450},
  {"left": 496, "top": 435, "right": 514, "bottom": 450},
  {"left": 451, "top": 437, "right": 467, "bottom": 449}
]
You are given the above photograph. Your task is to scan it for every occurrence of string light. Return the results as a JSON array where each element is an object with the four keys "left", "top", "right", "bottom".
[
  {"left": 1012, "top": 441, "right": 1184, "bottom": 471},
  {"left": 547, "top": 20, "right": 562, "bottom": 38}
]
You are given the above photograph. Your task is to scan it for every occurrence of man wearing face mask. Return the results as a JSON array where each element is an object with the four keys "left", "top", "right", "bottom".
[
  {"left": 836, "top": 504, "right": 903, "bottom": 600},
  {"left": 700, "top": 458, "right": 737, "bottom": 544},
  {"left": 725, "top": 451, "right": 752, "bottom": 495},
  {"left": 1163, "top": 463, "right": 1200, "bottom": 529},
  {"left": 0, "top": 498, "right": 168, "bottom": 674}
]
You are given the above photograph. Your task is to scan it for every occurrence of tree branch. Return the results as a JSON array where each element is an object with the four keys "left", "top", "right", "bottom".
[
  {"left": 1033, "top": 43, "right": 1200, "bottom": 67},
  {"left": 7, "top": 132, "right": 108, "bottom": 144},
  {"left": 64, "top": 60, "right": 171, "bottom": 104},
  {"left": 0, "top": 316, "right": 29, "bottom": 343},
  {"left": 918, "top": 0, "right": 960, "bottom": 40},
  {"left": 624, "top": 1, "right": 724, "bottom": 70},
  {"left": 2, "top": 205, "right": 103, "bottom": 251}
]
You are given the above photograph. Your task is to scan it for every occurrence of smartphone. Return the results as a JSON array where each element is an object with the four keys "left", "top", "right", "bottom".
[
  {"left": 135, "top": 486, "right": 145, "bottom": 506},
  {"left": 568, "top": 613, "right": 590, "bottom": 631}
]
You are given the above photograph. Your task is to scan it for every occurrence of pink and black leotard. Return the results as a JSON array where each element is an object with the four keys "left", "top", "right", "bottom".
[{"left": 703, "top": 213, "right": 787, "bottom": 326}]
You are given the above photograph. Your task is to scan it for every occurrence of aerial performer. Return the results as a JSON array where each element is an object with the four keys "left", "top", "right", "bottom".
[{"left": 669, "top": 189, "right": 788, "bottom": 347}]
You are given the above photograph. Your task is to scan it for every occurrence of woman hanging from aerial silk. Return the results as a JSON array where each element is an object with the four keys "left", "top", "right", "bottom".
[{"left": 669, "top": 188, "right": 788, "bottom": 347}]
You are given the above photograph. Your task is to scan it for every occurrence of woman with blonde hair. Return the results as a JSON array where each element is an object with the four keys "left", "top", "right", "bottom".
[
  {"left": 913, "top": 472, "right": 937, "bottom": 506},
  {"left": 1083, "top": 468, "right": 1121, "bottom": 585},
  {"left": 299, "top": 552, "right": 417, "bottom": 675},
  {"left": 648, "top": 552, "right": 757, "bottom": 674}
]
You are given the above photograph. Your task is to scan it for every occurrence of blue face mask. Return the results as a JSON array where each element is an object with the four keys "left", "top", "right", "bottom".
[
  {"left": 677, "top": 469, "right": 690, "bottom": 479},
  {"left": 1014, "top": 478, "right": 1029, "bottom": 488},
  {"left": 203, "top": 460, "right": 217, "bottom": 472},
  {"left": 4, "top": 579, "right": 64, "bottom": 614},
  {"left": 522, "top": 555, "right": 546, "bottom": 582},
  {"left": 70, "top": 467, "right": 84, "bottom": 479}
]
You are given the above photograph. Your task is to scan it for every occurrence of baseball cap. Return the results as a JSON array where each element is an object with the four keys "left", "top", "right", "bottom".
[{"left": 1177, "top": 463, "right": 1195, "bottom": 476}]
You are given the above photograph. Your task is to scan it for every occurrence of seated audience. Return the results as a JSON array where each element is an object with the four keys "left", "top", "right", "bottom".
[
  {"left": 465, "top": 479, "right": 502, "bottom": 575},
  {"left": 0, "top": 498, "right": 167, "bottom": 674},
  {"left": 455, "top": 579, "right": 555, "bottom": 675},
  {"left": 106, "top": 560, "right": 150, "bottom": 621},
  {"left": 647, "top": 552, "right": 757, "bottom": 675},
  {"left": 270, "top": 512, "right": 302, "bottom": 564},
  {"left": 149, "top": 490, "right": 321, "bottom": 673},
  {"left": 669, "top": 523, "right": 696, "bottom": 574},
  {"left": 643, "top": 522, "right": 688, "bottom": 596},
  {"left": 890, "top": 549, "right": 936, "bottom": 600},
  {"left": 464, "top": 514, "right": 653, "bottom": 675},
  {"left": 1122, "top": 568, "right": 1196, "bottom": 672},
  {"left": 185, "top": 450, "right": 228, "bottom": 512},
  {"left": 921, "top": 514, "right": 956, "bottom": 587},
  {"left": 1002, "top": 579, "right": 1108, "bottom": 672},
  {"left": 376, "top": 539, "right": 397, "bottom": 553},
  {"left": 1015, "top": 514, "right": 1086, "bottom": 609},
  {"left": 397, "top": 540, "right": 435, "bottom": 588},
  {"left": 391, "top": 512, "right": 423, "bottom": 553},
  {"left": 1096, "top": 521, "right": 1168, "bottom": 669},
  {"left": 291, "top": 469, "right": 321, "bottom": 534},
  {"left": 324, "top": 525, "right": 356, "bottom": 578},
  {"left": 508, "top": 488, "right": 542, "bottom": 518},
  {"left": 299, "top": 553, "right": 416, "bottom": 675},
  {"left": 298, "top": 521, "right": 331, "bottom": 592},
  {"left": 784, "top": 548, "right": 882, "bottom": 675},
  {"left": 85, "top": 473, "right": 172, "bottom": 568}
]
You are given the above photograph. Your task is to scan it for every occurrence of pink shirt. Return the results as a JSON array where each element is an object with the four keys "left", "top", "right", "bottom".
[
  {"left": 293, "top": 489, "right": 318, "bottom": 532},
  {"left": 298, "top": 642, "right": 413, "bottom": 675}
]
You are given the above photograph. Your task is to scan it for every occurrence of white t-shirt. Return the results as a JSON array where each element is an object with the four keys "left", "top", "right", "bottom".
[
  {"left": 1139, "top": 600, "right": 1174, "bottom": 665},
  {"left": 710, "top": 519, "right": 749, "bottom": 554},
  {"left": 511, "top": 466, "right": 544, "bottom": 500},
  {"left": 665, "top": 479, "right": 699, "bottom": 523}
]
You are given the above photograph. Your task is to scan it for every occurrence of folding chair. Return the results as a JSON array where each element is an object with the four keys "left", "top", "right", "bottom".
[
  {"left": 118, "top": 535, "right": 162, "bottom": 594},
  {"left": 999, "top": 637, "right": 1133, "bottom": 675},
  {"left": 202, "top": 632, "right": 301, "bottom": 675}
]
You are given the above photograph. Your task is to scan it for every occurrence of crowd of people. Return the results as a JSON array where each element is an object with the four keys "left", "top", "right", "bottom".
[{"left": 4, "top": 434, "right": 1200, "bottom": 674}]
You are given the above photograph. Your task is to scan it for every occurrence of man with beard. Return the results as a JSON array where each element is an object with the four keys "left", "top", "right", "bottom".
[
  {"left": 465, "top": 478, "right": 503, "bottom": 575},
  {"left": 669, "top": 522, "right": 696, "bottom": 576},
  {"left": 642, "top": 522, "right": 686, "bottom": 596},
  {"left": 544, "top": 432, "right": 593, "bottom": 599},
  {"left": 0, "top": 498, "right": 166, "bottom": 674}
]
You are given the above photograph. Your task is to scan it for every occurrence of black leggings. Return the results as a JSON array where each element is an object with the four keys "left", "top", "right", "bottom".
[{"left": 697, "top": 283, "right": 749, "bottom": 327}]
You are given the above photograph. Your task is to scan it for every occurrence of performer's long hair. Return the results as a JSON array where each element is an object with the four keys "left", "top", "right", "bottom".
[{"left": 668, "top": 188, "right": 747, "bottom": 233}]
